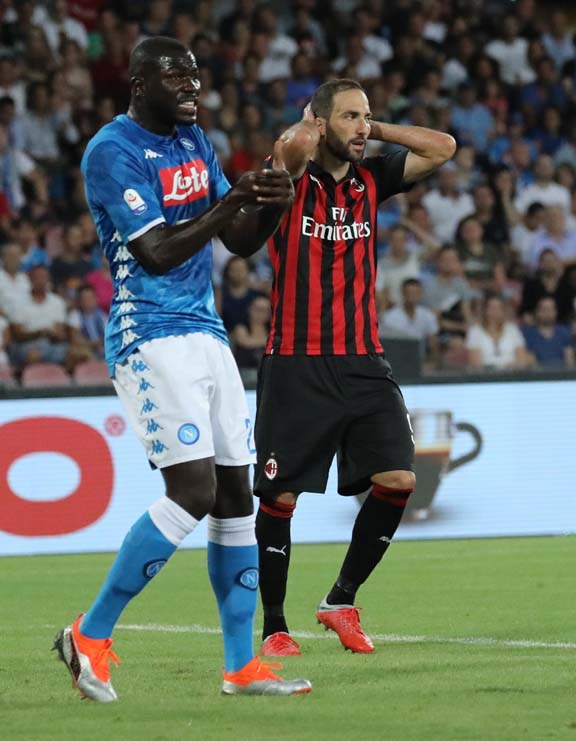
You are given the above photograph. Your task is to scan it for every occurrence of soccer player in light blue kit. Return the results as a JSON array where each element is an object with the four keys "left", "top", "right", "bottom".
[{"left": 53, "top": 36, "right": 311, "bottom": 700}]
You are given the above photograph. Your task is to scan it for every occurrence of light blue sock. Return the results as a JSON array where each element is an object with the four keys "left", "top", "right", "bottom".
[
  {"left": 81, "top": 499, "right": 198, "bottom": 639},
  {"left": 207, "top": 515, "right": 258, "bottom": 673}
]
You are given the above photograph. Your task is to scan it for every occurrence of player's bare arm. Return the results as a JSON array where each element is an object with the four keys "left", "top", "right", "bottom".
[
  {"left": 368, "top": 122, "right": 456, "bottom": 184},
  {"left": 220, "top": 141, "right": 297, "bottom": 257},
  {"left": 128, "top": 166, "right": 293, "bottom": 273},
  {"left": 273, "top": 106, "right": 321, "bottom": 180}
]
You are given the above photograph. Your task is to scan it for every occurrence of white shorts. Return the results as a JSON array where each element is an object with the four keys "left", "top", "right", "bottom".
[{"left": 113, "top": 333, "right": 256, "bottom": 469}]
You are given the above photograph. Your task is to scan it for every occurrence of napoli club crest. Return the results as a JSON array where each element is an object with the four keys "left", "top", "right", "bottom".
[{"left": 264, "top": 457, "right": 278, "bottom": 480}]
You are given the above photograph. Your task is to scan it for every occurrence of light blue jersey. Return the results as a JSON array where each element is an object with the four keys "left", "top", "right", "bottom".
[{"left": 81, "top": 114, "right": 231, "bottom": 375}]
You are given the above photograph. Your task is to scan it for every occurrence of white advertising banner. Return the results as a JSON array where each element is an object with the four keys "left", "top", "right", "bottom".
[{"left": 0, "top": 381, "right": 575, "bottom": 556}]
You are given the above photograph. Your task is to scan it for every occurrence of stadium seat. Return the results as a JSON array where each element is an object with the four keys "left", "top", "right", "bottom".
[
  {"left": 73, "top": 360, "right": 112, "bottom": 386},
  {"left": 21, "top": 363, "right": 73, "bottom": 388},
  {"left": 0, "top": 365, "right": 17, "bottom": 388},
  {"left": 441, "top": 346, "right": 470, "bottom": 370}
]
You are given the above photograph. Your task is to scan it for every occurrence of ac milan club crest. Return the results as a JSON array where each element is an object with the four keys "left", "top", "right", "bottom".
[{"left": 264, "top": 457, "right": 278, "bottom": 480}]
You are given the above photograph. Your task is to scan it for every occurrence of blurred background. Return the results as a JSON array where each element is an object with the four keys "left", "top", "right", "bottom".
[{"left": 0, "top": 0, "right": 575, "bottom": 386}]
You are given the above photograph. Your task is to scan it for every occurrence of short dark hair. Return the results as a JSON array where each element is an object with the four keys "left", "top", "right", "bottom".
[
  {"left": 310, "top": 79, "right": 365, "bottom": 119},
  {"left": 129, "top": 36, "right": 191, "bottom": 79},
  {"left": 402, "top": 278, "right": 421, "bottom": 290},
  {"left": 527, "top": 201, "right": 545, "bottom": 216}
]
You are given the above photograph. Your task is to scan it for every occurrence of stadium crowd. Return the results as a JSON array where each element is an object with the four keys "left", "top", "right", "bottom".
[{"left": 0, "top": 0, "right": 575, "bottom": 385}]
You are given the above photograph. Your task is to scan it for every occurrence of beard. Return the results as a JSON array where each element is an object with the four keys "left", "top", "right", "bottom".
[{"left": 324, "top": 125, "right": 366, "bottom": 163}]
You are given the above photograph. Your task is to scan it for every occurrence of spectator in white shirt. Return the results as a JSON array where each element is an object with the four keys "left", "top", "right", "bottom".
[
  {"left": 252, "top": 6, "right": 298, "bottom": 83},
  {"left": 8, "top": 264, "right": 71, "bottom": 371},
  {"left": 20, "top": 82, "right": 60, "bottom": 162},
  {"left": 542, "top": 11, "right": 575, "bottom": 71},
  {"left": 466, "top": 294, "right": 533, "bottom": 370},
  {"left": 422, "top": 0, "right": 447, "bottom": 44},
  {"left": 381, "top": 278, "right": 439, "bottom": 359},
  {"left": 485, "top": 15, "right": 535, "bottom": 86},
  {"left": 514, "top": 154, "right": 571, "bottom": 215},
  {"left": 32, "top": 0, "right": 89, "bottom": 56},
  {"left": 0, "top": 56, "right": 26, "bottom": 115},
  {"left": 511, "top": 201, "right": 546, "bottom": 270},
  {"left": 0, "top": 242, "right": 31, "bottom": 316},
  {"left": 376, "top": 225, "right": 422, "bottom": 308},
  {"left": 423, "top": 246, "right": 475, "bottom": 346},
  {"left": 442, "top": 34, "right": 476, "bottom": 92},
  {"left": 0, "top": 124, "right": 48, "bottom": 213},
  {"left": 332, "top": 34, "right": 382, "bottom": 81},
  {"left": 527, "top": 206, "right": 576, "bottom": 270},
  {"left": 353, "top": 6, "right": 393, "bottom": 65},
  {"left": 422, "top": 162, "right": 475, "bottom": 245}
]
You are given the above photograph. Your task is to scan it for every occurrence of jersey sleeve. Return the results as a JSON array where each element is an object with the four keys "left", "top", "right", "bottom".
[
  {"left": 360, "top": 150, "right": 410, "bottom": 203},
  {"left": 83, "top": 141, "right": 166, "bottom": 243}
]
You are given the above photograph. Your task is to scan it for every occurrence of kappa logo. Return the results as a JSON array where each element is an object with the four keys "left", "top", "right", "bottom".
[
  {"left": 159, "top": 160, "right": 209, "bottom": 206},
  {"left": 144, "top": 148, "right": 163, "bottom": 159},
  {"left": 151, "top": 439, "right": 168, "bottom": 455},
  {"left": 123, "top": 188, "right": 148, "bottom": 215},
  {"left": 264, "top": 457, "right": 278, "bottom": 480}
]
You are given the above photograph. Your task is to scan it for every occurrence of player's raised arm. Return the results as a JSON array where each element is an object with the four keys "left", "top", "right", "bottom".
[
  {"left": 272, "top": 105, "right": 321, "bottom": 180},
  {"left": 128, "top": 166, "right": 294, "bottom": 273},
  {"left": 218, "top": 141, "right": 301, "bottom": 257},
  {"left": 368, "top": 121, "right": 456, "bottom": 185},
  {"left": 216, "top": 110, "right": 320, "bottom": 257}
]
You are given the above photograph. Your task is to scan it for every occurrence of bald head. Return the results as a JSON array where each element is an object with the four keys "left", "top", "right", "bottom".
[{"left": 129, "top": 36, "right": 193, "bottom": 79}]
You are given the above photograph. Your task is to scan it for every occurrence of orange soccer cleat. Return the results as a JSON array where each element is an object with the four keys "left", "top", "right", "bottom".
[
  {"left": 53, "top": 614, "right": 120, "bottom": 702},
  {"left": 222, "top": 656, "right": 311, "bottom": 696},
  {"left": 316, "top": 599, "right": 374, "bottom": 654},
  {"left": 261, "top": 632, "right": 302, "bottom": 657}
]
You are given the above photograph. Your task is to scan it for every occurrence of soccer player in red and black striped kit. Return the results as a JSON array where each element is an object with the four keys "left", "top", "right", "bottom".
[{"left": 254, "top": 79, "right": 456, "bottom": 656}]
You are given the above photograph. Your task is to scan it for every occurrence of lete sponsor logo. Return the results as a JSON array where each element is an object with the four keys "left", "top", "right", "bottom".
[
  {"left": 123, "top": 188, "right": 148, "bottom": 214},
  {"left": 160, "top": 160, "right": 209, "bottom": 206}
]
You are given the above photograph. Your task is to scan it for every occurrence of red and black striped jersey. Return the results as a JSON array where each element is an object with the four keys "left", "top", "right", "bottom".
[{"left": 265, "top": 150, "right": 408, "bottom": 356}]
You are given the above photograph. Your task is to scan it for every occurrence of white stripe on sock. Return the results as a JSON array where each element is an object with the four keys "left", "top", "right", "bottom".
[
  {"left": 148, "top": 497, "right": 199, "bottom": 546},
  {"left": 207, "top": 514, "right": 256, "bottom": 547}
]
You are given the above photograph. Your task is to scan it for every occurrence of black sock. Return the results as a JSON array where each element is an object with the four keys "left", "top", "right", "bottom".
[
  {"left": 255, "top": 498, "right": 295, "bottom": 640},
  {"left": 327, "top": 486, "right": 411, "bottom": 605}
]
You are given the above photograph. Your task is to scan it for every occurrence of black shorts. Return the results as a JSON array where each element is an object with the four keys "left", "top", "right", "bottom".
[{"left": 253, "top": 354, "right": 414, "bottom": 497}]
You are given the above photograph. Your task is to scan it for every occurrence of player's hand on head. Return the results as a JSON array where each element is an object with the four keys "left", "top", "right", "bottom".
[
  {"left": 272, "top": 139, "right": 288, "bottom": 172},
  {"left": 302, "top": 103, "right": 314, "bottom": 122}
]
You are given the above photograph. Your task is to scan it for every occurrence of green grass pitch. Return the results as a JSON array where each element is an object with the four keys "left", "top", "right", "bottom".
[{"left": 1, "top": 537, "right": 574, "bottom": 741}]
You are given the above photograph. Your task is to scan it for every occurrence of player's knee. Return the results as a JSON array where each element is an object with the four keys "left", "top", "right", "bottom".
[
  {"left": 215, "top": 481, "right": 253, "bottom": 518},
  {"left": 163, "top": 461, "right": 217, "bottom": 519},
  {"left": 372, "top": 470, "right": 415, "bottom": 492},
  {"left": 275, "top": 492, "right": 298, "bottom": 506},
  {"left": 258, "top": 492, "right": 298, "bottom": 518},
  {"left": 213, "top": 465, "right": 254, "bottom": 518}
]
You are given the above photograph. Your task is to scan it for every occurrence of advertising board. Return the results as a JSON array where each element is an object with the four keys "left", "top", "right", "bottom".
[{"left": 1, "top": 381, "right": 574, "bottom": 555}]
